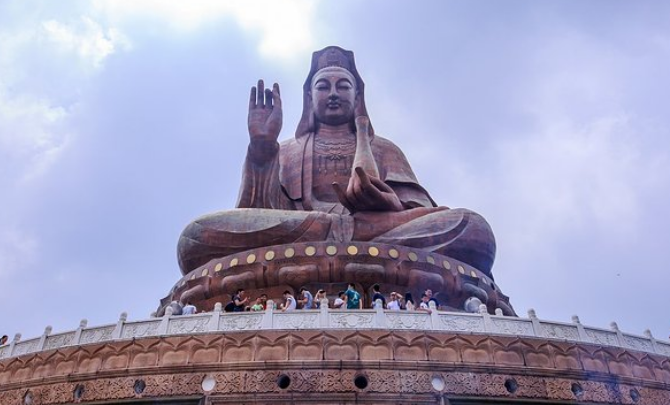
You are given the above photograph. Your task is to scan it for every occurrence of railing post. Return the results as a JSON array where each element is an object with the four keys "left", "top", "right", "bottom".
[
  {"left": 209, "top": 303, "right": 222, "bottom": 331},
  {"left": 374, "top": 299, "right": 386, "bottom": 328},
  {"left": 158, "top": 307, "right": 173, "bottom": 335},
  {"left": 572, "top": 315, "right": 588, "bottom": 342},
  {"left": 73, "top": 319, "right": 88, "bottom": 346},
  {"left": 610, "top": 322, "right": 625, "bottom": 347},
  {"left": 528, "top": 309, "right": 541, "bottom": 337},
  {"left": 37, "top": 326, "right": 52, "bottom": 352},
  {"left": 319, "top": 298, "right": 329, "bottom": 328},
  {"left": 479, "top": 304, "right": 492, "bottom": 332},
  {"left": 644, "top": 329, "right": 660, "bottom": 354},
  {"left": 428, "top": 301, "right": 439, "bottom": 330},
  {"left": 112, "top": 312, "right": 128, "bottom": 339},
  {"left": 261, "top": 300, "right": 274, "bottom": 329},
  {"left": 6, "top": 333, "right": 21, "bottom": 358}
]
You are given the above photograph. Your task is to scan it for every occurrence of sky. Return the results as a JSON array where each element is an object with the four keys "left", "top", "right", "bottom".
[{"left": 1, "top": 0, "right": 669, "bottom": 342}]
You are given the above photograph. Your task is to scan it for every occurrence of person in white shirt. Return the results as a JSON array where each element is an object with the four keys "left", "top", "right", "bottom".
[
  {"left": 282, "top": 290, "right": 297, "bottom": 312},
  {"left": 386, "top": 292, "right": 401, "bottom": 311},
  {"left": 417, "top": 293, "right": 432, "bottom": 314},
  {"left": 333, "top": 291, "right": 346, "bottom": 309}
]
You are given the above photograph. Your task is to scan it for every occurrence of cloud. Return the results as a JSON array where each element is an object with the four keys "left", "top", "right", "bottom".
[
  {"left": 42, "top": 16, "right": 131, "bottom": 70},
  {"left": 93, "top": 0, "right": 318, "bottom": 60}
]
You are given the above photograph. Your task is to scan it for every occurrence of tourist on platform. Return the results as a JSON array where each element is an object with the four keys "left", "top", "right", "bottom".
[
  {"left": 233, "top": 289, "right": 249, "bottom": 312},
  {"left": 314, "top": 289, "right": 327, "bottom": 308},
  {"left": 386, "top": 292, "right": 401, "bottom": 311},
  {"left": 417, "top": 293, "right": 432, "bottom": 314},
  {"left": 333, "top": 291, "right": 346, "bottom": 309},
  {"left": 281, "top": 290, "right": 297, "bottom": 312},
  {"left": 250, "top": 297, "right": 265, "bottom": 312},
  {"left": 259, "top": 293, "right": 268, "bottom": 310},
  {"left": 0, "top": 335, "right": 8, "bottom": 346},
  {"left": 371, "top": 284, "right": 386, "bottom": 309},
  {"left": 425, "top": 289, "right": 439, "bottom": 308},
  {"left": 297, "top": 287, "right": 314, "bottom": 309},
  {"left": 345, "top": 283, "right": 362, "bottom": 309},
  {"left": 404, "top": 292, "right": 416, "bottom": 311},
  {"left": 182, "top": 301, "right": 197, "bottom": 315}
]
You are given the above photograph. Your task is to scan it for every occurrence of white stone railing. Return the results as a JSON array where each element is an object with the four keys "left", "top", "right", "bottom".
[{"left": 1, "top": 303, "right": 668, "bottom": 361}]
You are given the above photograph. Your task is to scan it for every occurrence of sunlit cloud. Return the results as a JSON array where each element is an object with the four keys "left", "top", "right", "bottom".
[{"left": 93, "top": 0, "right": 319, "bottom": 60}]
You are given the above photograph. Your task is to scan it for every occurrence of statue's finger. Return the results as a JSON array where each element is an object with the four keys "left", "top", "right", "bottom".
[
  {"left": 332, "top": 182, "right": 356, "bottom": 213},
  {"left": 272, "top": 83, "right": 282, "bottom": 109},
  {"left": 264, "top": 88, "right": 273, "bottom": 108},
  {"left": 249, "top": 86, "right": 257, "bottom": 109},
  {"left": 369, "top": 176, "right": 393, "bottom": 193},
  {"left": 354, "top": 167, "right": 373, "bottom": 189},
  {"left": 257, "top": 79, "right": 265, "bottom": 106}
]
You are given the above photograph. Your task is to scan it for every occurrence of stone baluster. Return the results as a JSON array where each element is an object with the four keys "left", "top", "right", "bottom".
[
  {"left": 610, "top": 322, "right": 625, "bottom": 347},
  {"left": 528, "top": 309, "right": 541, "bottom": 337},
  {"left": 374, "top": 299, "right": 387, "bottom": 328},
  {"left": 6, "top": 333, "right": 21, "bottom": 358},
  {"left": 494, "top": 308, "right": 504, "bottom": 316},
  {"left": 37, "top": 326, "right": 52, "bottom": 352},
  {"left": 319, "top": 298, "right": 329, "bottom": 328},
  {"left": 479, "top": 304, "right": 493, "bottom": 332},
  {"left": 73, "top": 319, "right": 88, "bottom": 346},
  {"left": 644, "top": 329, "right": 660, "bottom": 354},
  {"left": 262, "top": 300, "right": 274, "bottom": 329},
  {"left": 112, "top": 312, "right": 128, "bottom": 339},
  {"left": 429, "top": 301, "right": 439, "bottom": 330},
  {"left": 571, "top": 315, "right": 588, "bottom": 342},
  {"left": 209, "top": 303, "right": 222, "bottom": 331},
  {"left": 158, "top": 306, "right": 173, "bottom": 335}
]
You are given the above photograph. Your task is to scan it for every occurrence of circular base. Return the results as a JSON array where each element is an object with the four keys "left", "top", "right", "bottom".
[{"left": 159, "top": 242, "right": 515, "bottom": 316}]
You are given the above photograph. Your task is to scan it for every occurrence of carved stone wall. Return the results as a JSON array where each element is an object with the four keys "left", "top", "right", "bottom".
[{"left": 1, "top": 330, "right": 669, "bottom": 404}]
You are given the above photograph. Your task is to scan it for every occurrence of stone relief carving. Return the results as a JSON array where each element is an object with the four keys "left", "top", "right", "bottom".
[
  {"left": 121, "top": 321, "right": 160, "bottom": 339},
  {"left": 540, "top": 323, "right": 580, "bottom": 340},
  {"left": 168, "top": 317, "right": 210, "bottom": 334},
  {"left": 386, "top": 313, "right": 431, "bottom": 329},
  {"left": 584, "top": 329, "right": 619, "bottom": 347},
  {"left": 490, "top": 319, "right": 534, "bottom": 336},
  {"left": 330, "top": 313, "right": 375, "bottom": 328},
  {"left": 219, "top": 314, "right": 263, "bottom": 331},
  {"left": 12, "top": 338, "right": 39, "bottom": 356},
  {"left": 438, "top": 314, "right": 485, "bottom": 332},
  {"left": 80, "top": 326, "right": 115, "bottom": 345},
  {"left": 622, "top": 334, "right": 654, "bottom": 352},
  {"left": 44, "top": 332, "right": 75, "bottom": 350},
  {"left": 275, "top": 313, "right": 320, "bottom": 329}
]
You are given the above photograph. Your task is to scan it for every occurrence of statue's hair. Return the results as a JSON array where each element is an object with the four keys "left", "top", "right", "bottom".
[{"left": 295, "top": 46, "right": 374, "bottom": 139}]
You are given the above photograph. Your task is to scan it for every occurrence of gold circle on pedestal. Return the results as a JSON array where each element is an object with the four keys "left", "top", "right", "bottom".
[
  {"left": 408, "top": 252, "right": 418, "bottom": 262},
  {"left": 265, "top": 251, "right": 275, "bottom": 261},
  {"left": 326, "top": 245, "right": 338, "bottom": 255},
  {"left": 347, "top": 245, "right": 358, "bottom": 255},
  {"left": 246, "top": 254, "right": 256, "bottom": 264},
  {"left": 457, "top": 265, "right": 465, "bottom": 274},
  {"left": 368, "top": 246, "right": 379, "bottom": 256},
  {"left": 190, "top": 274, "right": 196, "bottom": 280},
  {"left": 285, "top": 247, "right": 295, "bottom": 258},
  {"left": 214, "top": 263, "right": 223, "bottom": 272},
  {"left": 426, "top": 256, "right": 435, "bottom": 265},
  {"left": 443, "top": 260, "right": 451, "bottom": 270},
  {"left": 201, "top": 268, "right": 209, "bottom": 277},
  {"left": 470, "top": 270, "right": 478, "bottom": 278},
  {"left": 389, "top": 248, "right": 399, "bottom": 259},
  {"left": 305, "top": 246, "right": 317, "bottom": 256},
  {"left": 230, "top": 258, "right": 239, "bottom": 267}
]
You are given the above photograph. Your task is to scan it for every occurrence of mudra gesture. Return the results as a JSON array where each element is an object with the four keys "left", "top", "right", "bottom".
[{"left": 174, "top": 46, "right": 506, "bottom": 312}]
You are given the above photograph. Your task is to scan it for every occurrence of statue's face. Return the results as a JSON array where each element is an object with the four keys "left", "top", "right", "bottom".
[{"left": 310, "top": 67, "right": 357, "bottom": 126}]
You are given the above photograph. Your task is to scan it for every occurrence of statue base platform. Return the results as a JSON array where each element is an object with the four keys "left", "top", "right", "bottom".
[{"left": 158, "top": 242, "right": 515, "bottom": 316}]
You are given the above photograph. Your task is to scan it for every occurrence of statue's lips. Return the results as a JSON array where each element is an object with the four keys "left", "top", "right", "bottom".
[{"left": 327, "top": 102, "right": 341, "bottom": 109}]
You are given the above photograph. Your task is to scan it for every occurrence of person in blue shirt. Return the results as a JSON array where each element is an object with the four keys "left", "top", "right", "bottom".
[
  {"left": 298, "top": 287, "right": 314, "bottom": 309},
  {"left": 345, "top": 283, "right": 362, "bottom": 309}
]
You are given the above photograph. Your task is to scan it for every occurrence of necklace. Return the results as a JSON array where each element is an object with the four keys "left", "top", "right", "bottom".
[{"left": 314, "top": 135, "right": 356, "bottom": 175}]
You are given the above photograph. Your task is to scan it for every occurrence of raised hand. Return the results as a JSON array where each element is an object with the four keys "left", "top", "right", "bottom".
[
  {"left": 248, "top": 79, "right": 282, "bottom": 144},
  {"left": 332, "top": 167, "right": 403, "bottom": 213}
]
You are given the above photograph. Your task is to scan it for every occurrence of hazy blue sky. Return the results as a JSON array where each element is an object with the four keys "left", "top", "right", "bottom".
[{"left": 1, "top": 0, "right": 669, "bottom": 341}]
